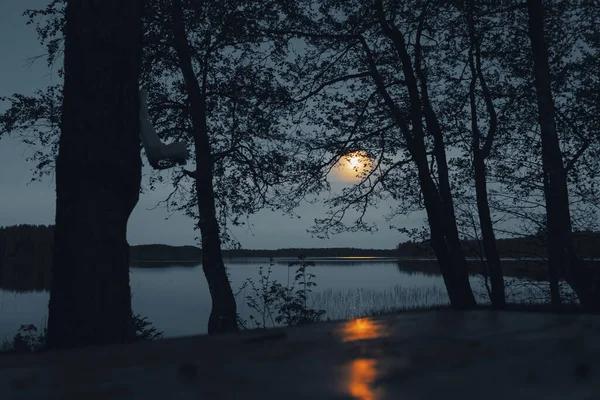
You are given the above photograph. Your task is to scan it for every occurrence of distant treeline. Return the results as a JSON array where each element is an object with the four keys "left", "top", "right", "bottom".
[
  {"left": 131, "top": 246, "right": 404, "bottom": 262},
  {"left": 1, "top": 224, "right": 600, "bottom": 292},
  {"left": 130, "top": 244, "right": 203, "bottom": 262},
  {"left": 397, "top": 232, "right": 600, "bottom": 259},
  {"left": 223, "top": 247, "right": 399, "bottom": 259},
  {"left": 3, "top": 224, "right": 600, "bottom": 265},
  {"left": 0, "top": 225, "right": 401, "bottom": 268},
  {"left": 130, "top": 233, "right": 600, "bottom": 260}
]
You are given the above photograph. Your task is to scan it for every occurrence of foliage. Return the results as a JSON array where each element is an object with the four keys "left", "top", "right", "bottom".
[
  {"left": 0, "top": 0, "right": 303, "bottom": 247},
  {"left": 1, "top": 324, "right": 46, "bottom": 353},
  {"left": 236, "top": 256, "right": 326, "bottom": 329},
  {"left": 473, "top": 0, "right": 600, "bottom": 236}
]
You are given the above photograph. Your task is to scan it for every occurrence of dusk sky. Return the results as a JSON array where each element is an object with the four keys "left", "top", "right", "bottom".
[{"left": 0, "top": 0, "right": 422, "bottom": 249}]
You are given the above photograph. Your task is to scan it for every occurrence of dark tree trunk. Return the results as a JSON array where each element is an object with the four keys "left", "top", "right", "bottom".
[
  {"left": 171, "top": 0, "right": 238, "bottom": 334},
  {"left": 46, "top": 0, "right": 143, "bottom": 349},
  {"left": 547, "top": 251, "right": 562, "bottom": 307},
  {"left": 415, "top": 156, "right": 477, "bottom": 309},
  {"left": 526, "top": 0, "right": 600, "bottom": 310},
  {"left": 473, "top": 154, "right": 506, "bottom": 308},
  {"left": 425, "top": 108, "right": 477, "bottom": 309}
]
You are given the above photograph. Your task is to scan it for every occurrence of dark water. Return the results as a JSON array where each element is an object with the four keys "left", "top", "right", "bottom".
[{"left": 0, "top": 258, "right": 553, "bottom": 342}]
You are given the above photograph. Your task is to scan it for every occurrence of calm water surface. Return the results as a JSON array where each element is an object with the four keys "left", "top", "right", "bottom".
[{"left": 0, "top": 258, "right": 549, "bottom": 342}]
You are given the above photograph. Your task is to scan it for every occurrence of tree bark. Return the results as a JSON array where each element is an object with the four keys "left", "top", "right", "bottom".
[
  {"left": 171, "top": 0, "right": 238, "bottom": 333},
  {"left": 526, "top": 0, "right": 600, "bottom": 310},
  {"left": 46, "top": 0, "right": 143, "bottom": 349}
]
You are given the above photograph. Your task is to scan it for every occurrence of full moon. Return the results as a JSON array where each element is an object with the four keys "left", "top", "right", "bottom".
[
  {"left": 348, "top": 154, "right": 361, "bottom": 170},
  {"left": 334, "top": 151, "right": 372, "bottom": 182}
]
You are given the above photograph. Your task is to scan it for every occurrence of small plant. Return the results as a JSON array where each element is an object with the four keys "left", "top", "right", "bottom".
[
  {"left": 5, "top": 324, "right": 46, "bottom": 353},
  {"left": 133, "top": 313, "right": 164, "bottom": 341},
  {"left": 235, "top": 259, "right": 284, "bottom": 329},
  {"left": 275, "top": 257, "right": 326, "bottom": 326},
  {"left": 130, "top": 291, "right": 164, "bottom": 340},
  {"left": 236, "top": 256, "right": 326, "bottom": 329}
]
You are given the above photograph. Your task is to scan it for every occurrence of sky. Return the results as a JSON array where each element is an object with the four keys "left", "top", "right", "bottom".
[{"left": 0, "top": 0, "right": 422, "bottom": 250}]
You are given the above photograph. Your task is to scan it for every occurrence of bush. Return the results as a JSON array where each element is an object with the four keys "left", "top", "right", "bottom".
[
  {"left": 1, "top": 324, "right": 46, "bottom": 353},
  {"left": 236, "top": 256, "right": 326, "bottom": 330}
]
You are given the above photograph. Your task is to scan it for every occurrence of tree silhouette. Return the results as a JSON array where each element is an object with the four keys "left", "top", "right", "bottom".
[{"left": 45, "top": 0, "right": 144, "bottom": 349}]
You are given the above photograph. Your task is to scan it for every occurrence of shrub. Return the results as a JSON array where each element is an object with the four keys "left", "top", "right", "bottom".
[{"left": 236, "top": 256, "right": 325, "bottom": 329}]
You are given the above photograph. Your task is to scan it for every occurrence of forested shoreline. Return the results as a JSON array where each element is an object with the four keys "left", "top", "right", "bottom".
[{"left": 2, "top": 224, "right": 599, "bottom": 265}]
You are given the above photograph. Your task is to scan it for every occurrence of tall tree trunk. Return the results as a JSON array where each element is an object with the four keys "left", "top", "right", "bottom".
[
  {"left": 46, "top": 0, "right": 143, "bottom": 349},
  {"left": 171, "top": 0, "right": 238, "bottom": 334},
  {"left": 424, "top": 103, "right": 477, "bottom": 309},
  {"left": 417, "top": 161, "right": 478, "bottom": 308},
  {"left": 526, "top": 0, "right": 600, "bottom": 310}
]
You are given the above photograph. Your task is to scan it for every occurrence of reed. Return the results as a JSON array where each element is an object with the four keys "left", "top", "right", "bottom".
[{"left": 310, "top": 285, "right": 450, "bottom": 320}]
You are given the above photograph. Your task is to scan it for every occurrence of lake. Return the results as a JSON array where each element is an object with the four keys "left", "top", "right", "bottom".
[{"left": 0, "top": 257, "right": 556, "bottom": 342}]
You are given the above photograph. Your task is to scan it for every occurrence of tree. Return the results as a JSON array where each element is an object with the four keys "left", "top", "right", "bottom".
[
  {"left": 45, "top": 0, "right": 144, "bottom": 348},
  {"left": 430, "top": 0, "right": 509, "bottom": 308},
  {"left": 169, "top": 0, "right": 238, "bottom": 333},
  {"left": 525, "top": 0, "right": 600, "bottom": 310},
  {"left": 271, "top": 0, "right": 477, "bottom": 308},
  {"left": 1, "top": 0, "right": 299, "bottom": 334},
  {"left": 448, "top": 0, "right": 599, "bottom": 306},
  {"left": 141, "top": 0, "right": 297, "bottom": 333}
]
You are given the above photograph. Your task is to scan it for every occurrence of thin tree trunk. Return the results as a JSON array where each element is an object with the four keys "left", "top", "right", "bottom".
[
  {"left": 464, "top": 0, "right": 506, "bottom": 308},
  {"left": 526, "top": 0, "right": 600, "bottom": 310},
  {"left": 46, "top": 0, "right": 143, "bottom": 349},
  {"left": 171, "top": 0, "right": 238, "bottom": 333},
  {"left": 473, "top": 154, "right": 506, "bottom": 307}
]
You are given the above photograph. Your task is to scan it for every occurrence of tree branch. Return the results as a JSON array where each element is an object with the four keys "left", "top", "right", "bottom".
[
  {"left": 295, "top": 71, "right": 372, "bottom": 102},
  {"left": 182, "top": 169, "right": 197, "bottom": 178}
]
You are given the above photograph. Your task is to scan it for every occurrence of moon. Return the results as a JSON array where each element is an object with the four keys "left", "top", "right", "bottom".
[
  {"left": 347, "top": 154, "right": 362, "bottom": 170},
  {"left": 334, "top": 151, "right": 372, "bottom": 182}
]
